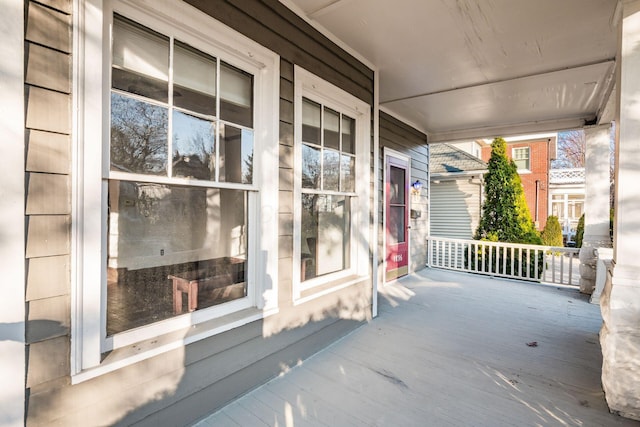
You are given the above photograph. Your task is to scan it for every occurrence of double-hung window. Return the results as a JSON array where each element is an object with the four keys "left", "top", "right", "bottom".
[
  {"left": 293, "top": 67, "right": 371, "bottom": 302},
  {"left": 74, "top": 0, "right": 279, "bottom": 380},
  {"left": 513, "top": 147, "right": 530, "bottom": 171}
]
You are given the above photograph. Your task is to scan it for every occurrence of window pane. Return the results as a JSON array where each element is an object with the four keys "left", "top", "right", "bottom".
[
  {"left": 107, "top": 181, "right": 247, "bottom": 335},
  {"left": 300, "top": 194, "right": 350, "bottom": 281},
  {"left": 172, "top": 111, "right": 215, "bottom": 180},
  {"left": 219, "top": 124, "right": 254, "bottom": 184},
  {"left": 220, "top": 63, "right": 253, "bottom": 127},
  {"left": 302, "top": 144, "right": 321, "bottom": 189},
  {"left": 341, "top": 154, "right": 355, "bottom": 192},
  {"left": 173, "top": 41, "right": 216, "bottom": 116},
  {"left": 110, "top": 93, "right": 168, "bottom": 175},
  {"left": 388, "top": 205, "right": 406, "bottom": 244},
  {"left": 342, "top": 116, "right": 355, "bottom": 154},
  {"left": 323, "top": 149, "right": 340, "bottom": 191},
  {"left": 302, "top": 98, "right": 321, "bottom": 145},
  {"left": 112, "top": 16, "right": 169, "bottom": 102},
  {"left": 389, "top": 166, "right": 406, "bottom": 204},
  {"left": 324, "top": 107, "right": 340, "bottom": 150},
  {"left": 513, "top": 148, "right": 529, "bottom": 170}
]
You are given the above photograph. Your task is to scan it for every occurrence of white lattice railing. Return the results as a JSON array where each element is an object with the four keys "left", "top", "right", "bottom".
[
  {"left": 549, "top": 168, "right": 585, "bottom": 184},
  {"left": 427, "top": 237, "right": 581, "bottom": 286}
]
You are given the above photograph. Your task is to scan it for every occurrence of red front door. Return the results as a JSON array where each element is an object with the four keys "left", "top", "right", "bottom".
[{"left": 385, "top": 154, "right": 409, "bottom": 281}]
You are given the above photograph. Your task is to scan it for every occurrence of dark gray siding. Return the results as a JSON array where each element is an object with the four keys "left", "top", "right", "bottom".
[{"left": 379, "top": 112, "right": 429, "bottom": 274}]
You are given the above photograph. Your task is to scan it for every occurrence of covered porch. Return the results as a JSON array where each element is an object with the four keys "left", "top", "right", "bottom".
[{"left": 198, "top": 268, "right": 639, "bottom": 426}]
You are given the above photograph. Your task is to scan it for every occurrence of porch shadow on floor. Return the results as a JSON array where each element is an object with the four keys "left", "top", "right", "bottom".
[{"left": 195, "top": 268, "right": 640, "bottom": 426}]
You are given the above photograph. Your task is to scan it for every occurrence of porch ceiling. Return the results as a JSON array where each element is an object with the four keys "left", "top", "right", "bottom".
[{"left": 283, "top": 0, "right": 619, "bottom": 142}]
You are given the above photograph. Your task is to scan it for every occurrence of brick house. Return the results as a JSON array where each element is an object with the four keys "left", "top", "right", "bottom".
[{"left": 481, "top": 134, "right": 557, "bottom": 231}]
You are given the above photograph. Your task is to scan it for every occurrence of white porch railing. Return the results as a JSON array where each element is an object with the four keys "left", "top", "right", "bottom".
[
  {"left": 427, "top": 237, "right": 581, "bottom": 286},
  {"left": 549, "top": 168, "right": 585, "bottom": 184}
]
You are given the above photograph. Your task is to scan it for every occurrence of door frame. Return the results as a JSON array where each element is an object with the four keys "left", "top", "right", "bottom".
[{"left": 383, "top": 147, "right": 411, "bottom": 282}]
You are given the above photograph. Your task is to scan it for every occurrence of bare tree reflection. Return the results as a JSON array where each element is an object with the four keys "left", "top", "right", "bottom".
[{"left": 111, "top": 93, "right": 168, "bottom": 174}]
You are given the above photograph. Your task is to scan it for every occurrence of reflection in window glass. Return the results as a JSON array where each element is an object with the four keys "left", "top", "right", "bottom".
[
  {"left": 112, "top": 15, "right": 169, "bottom": 102},
  {"left": 110, "top": 92, "right": 168, "bottom": 175},
  {"left": 302, "top": 99, "right": 321, "bottom": 145},
  {"left": 300, "top": 194, "right": 350, "bottom": 280},
  {"left": 389, "top": 166, "right": 406, "bottom": 204},
  {"left": 324, "top": 107, "right": 340, "bottom": 150},
  {"left": 172, "top": 111, "right": 215, "bottom": 180},
  {"left": 220, "top": 63, "right": 253, "bottom": 127},
  {"left": 219, "top": 124, "right": 254, "bottom": 184},
  {"left": 342, "top": 116, "right": 355, "bottom": 154},
  {"left": 107, "top": 181, "right": 247, "bottom": 335},
  {"left": 388, "top": 205, "right": 405, "bottom": 244},
  {"left": 323, "top": 149, "right": 340, "bottom": 191},
  {"left": 302, "top": 144, "right": 321, "bottom": 189},
  {"left": 173, "top": 41, "right": 216, "bottom": 116},
  {"left": 341, "top": 154, "right": 355, "bottom": 192}
]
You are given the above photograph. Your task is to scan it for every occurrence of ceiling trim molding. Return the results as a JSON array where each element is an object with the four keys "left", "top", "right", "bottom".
[
  {"left": 428, "top": 117, "right": 587, "bottom": 144},
  {"left": 379, "top": 105, "right": 429, "bottom": 136},
  {"left": 380, "top": 58, "right": 616, "bottom": 105}
]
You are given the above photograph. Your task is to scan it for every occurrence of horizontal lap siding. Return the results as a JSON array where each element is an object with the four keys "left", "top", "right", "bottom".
[
  {"left": 430, "top": 180, "right": 482, "bottom": 240},
  {"left": 379, "top": 112, "right": 429, "bottom": 273},
  {"left": 24, "top": 0, "right": 73, "bottom": 405},
  {"left": 27, "top": 1, "right": 375, "bottom": 425}
]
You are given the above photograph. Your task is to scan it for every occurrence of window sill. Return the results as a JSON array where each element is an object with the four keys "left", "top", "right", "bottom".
[
  {"left": 294, "top": 274, "right": 370, "bottom": 305},
  {"left": 71, "top": 306, "right": 278, "bottom": 384}
]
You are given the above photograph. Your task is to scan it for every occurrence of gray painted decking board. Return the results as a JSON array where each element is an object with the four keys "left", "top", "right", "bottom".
[{"left": 199, "top": 269, "right": 640, "bottom": 427}]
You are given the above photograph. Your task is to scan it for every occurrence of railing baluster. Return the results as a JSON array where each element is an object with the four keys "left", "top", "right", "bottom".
[
  {"left": 568, "top": 251, "right": 573, "bottom": 285},
  {"left": 518, "top": 248, "right": 523, "bottom": 278}
]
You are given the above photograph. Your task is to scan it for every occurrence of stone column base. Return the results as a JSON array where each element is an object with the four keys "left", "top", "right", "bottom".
[
  {"left": 600, "top": 264, "right": 640, "bottom": 421},
  {"left": 580, "top": 236, "right": 612, "bottom": 294}
]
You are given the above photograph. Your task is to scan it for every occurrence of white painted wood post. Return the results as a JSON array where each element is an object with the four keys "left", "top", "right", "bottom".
[
  {"left": 579, "top": 124, "right": 612, "bottom": 294},
  {"left": 600, "top": 0, "right": 640, "bottom": 420}
]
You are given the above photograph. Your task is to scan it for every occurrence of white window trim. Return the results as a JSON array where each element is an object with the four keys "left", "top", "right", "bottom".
[
  {"left": 72, "top": 0, "right": 279, "bottom": 382},
  {"left": 512, "top": 146, "right": 531, "bottom": 172},
  {"left": 292, "top": 66, "right": 371, "bottom": 302}
]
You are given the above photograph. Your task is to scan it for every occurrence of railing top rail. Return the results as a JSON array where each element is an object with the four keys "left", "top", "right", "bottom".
[{"left": 427, "top": 236, "right": 579, "bottom": 254}]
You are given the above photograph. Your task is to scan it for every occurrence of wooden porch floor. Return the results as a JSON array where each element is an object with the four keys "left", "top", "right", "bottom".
[{"left": 194, "top": 268, "right": 640, "bottom": 426}]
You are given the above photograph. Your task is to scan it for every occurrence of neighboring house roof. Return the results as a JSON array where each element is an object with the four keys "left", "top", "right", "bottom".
[{"left": 430, "top": 143, "right": 487, "bottom": 175}]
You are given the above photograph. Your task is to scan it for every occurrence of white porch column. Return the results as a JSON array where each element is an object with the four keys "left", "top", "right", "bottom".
[
  {"left": 601, "top": 0, "right": 640, "bottom": 420},
  {"left": 579, "top": 124, "right": 613, "bottom": 294}
]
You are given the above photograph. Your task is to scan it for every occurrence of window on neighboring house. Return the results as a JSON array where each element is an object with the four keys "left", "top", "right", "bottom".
[
  {"left": 513, "top": 147, "right": 530, "bottom": 170},
  {"left": 74, "top": 1, "right": 279, "bottom": 378},
  {"left": 294, "top": 67, "right": 371, "bottom": 301}
]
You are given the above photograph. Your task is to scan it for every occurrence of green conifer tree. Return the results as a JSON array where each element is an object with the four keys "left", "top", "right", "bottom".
[
  {"left": 541, "top": 216, "right": 563, "bottom": 247},
  {"left": 474, "top": 137, "right": 541, "bottom": 244}
]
